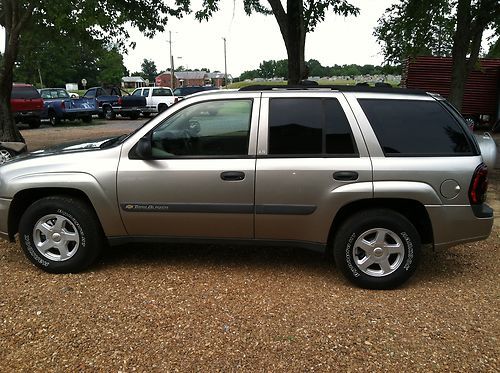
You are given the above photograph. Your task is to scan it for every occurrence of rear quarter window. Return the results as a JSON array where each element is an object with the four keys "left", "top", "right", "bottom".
[{"left": 359, "top": 99, "right": 474, "bottom": 156}]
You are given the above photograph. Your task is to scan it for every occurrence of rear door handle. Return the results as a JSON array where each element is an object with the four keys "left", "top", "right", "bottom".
[
  {"left": 333, "top": 171, "right": 359, "bottom": 181},
  {"left": 220, "top": 171, "right": 245, "bottom": 181}
]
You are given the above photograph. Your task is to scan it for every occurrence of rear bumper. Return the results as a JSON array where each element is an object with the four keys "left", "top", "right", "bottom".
[
  {"left": 111, "top": 107, "right": 142, "bottom": 114},
  {"left": 426, "top": 204, "right": 494, "bottom": 249},
  {"left": 14, "top": 111, "right": 42, "bottom": 122},
  {"left": 141, "top": 106, "right": 158, "bottom": 114}
]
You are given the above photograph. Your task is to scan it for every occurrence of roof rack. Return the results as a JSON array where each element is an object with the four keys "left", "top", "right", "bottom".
[{"left": 238, "top": 84, "right": 428, "bottom": 95}]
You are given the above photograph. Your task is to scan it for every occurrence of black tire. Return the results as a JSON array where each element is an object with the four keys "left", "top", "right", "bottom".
[
  {"left": 82, "top": 115, "right": 92, "bottom": 123},
  {"left": 129, "top": 112, "right": 140, "bottom": 120},
  {"left": 19, "top": 196, "right": 104, "bottom": 273},
  {"left": 333, "top": 209, "right": 420, "bottom": 289},
  {"left": 103, "top": 106, "right": 115, "bottom": 120},
  {"left": 142, "top": 112, "right": 151, "bottom": 118},
  {"left": 158, "top": 104, "right": 168, "bottom": 113},
  {"left": 48, "top": 111, "right": 60, "bottom": 126},
  {"left": 28, "top": 118, "right": 41, "bottom": 129}
]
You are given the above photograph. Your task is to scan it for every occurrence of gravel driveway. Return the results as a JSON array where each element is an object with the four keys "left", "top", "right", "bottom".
[{"left": 0, "top": 118, "right": 498, "bottom": 371}]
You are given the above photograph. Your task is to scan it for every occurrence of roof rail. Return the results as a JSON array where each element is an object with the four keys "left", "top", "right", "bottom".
[{"left": 238, "top": 84, "right": 428, "bottom": 95}]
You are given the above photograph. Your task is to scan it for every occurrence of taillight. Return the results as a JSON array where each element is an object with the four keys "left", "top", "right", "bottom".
[
  {"left": 118, "top": 97, "right": 123, "bottom": 106},
  {"left": 469, "top": 163, "right": 488, "bottom": 204}
]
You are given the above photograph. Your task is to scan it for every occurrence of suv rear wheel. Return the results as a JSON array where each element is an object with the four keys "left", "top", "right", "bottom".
[
  {"left": 333, "top": 209, "right": 420, "bottom": 289},
  {"left": 19, "top": 196, "right": 104, "bottom": 273}
]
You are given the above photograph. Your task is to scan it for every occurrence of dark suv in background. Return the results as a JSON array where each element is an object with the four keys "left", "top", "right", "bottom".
[
  {"left": 173, "top": 86, "right": 218, "bottom": 102},
  {"left": 11, "top": 83, "right": 44, "bottom": 129}
]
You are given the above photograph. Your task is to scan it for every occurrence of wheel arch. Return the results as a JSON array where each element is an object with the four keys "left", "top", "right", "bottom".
[
  {"left": 9, "top": 188, "right": 101, "bottom": 240},
  {"left": 328, "top": 198, "right": 434, "bottom": 248}
]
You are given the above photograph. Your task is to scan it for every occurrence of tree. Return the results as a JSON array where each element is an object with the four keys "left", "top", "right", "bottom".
[
  {"left": 0, "top": 0, "right": 189, "bottom": 143},
  {"left": 374, "top": 0, "right": 455, "bottom": 64},
  {"left": 449, "top": 0, "right": 500, "bottom": 109},
  {"left": 140, "top": 59, "right": 158, "bottom": 82},
  {"left": 196, "top": 0, "right": 359, "bottom": 85},
  {"left": 375, "top": 0, "right": 500, "bottom": 110},
  {"left": 97, "top": 47, "right": 128, "bottom": 86}
]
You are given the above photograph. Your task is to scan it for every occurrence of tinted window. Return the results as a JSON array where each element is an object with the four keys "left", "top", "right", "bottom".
[
  {"left": 153, "top": 88, "right": 172, "bottom": 97},
  {"left": 142, "top": 89, "right": 150, "bottom": 97},
  {"left": 268, "top": 98, "right": 357, "bottom": 155},
  {"left": 269, "top": 98, "right": 323, "bottom": 154},
  {"left": 325, "top": 99, "right": 357, "bottom": 155},
  {"left": 151, "top": 99, "right": 252, "bottom": 157},
  {"left": 12, "top": 86, "right": 41, "bottom": 99},
  {"left": 132, "top": 89, "right": 142, "bottom": 96},
  {"left": 359, "top": 99, "right": 473, "bottom": 156}
]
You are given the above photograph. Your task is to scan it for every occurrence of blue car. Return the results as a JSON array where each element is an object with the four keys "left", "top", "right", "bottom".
[{"left": 40, "top": 88, "right": 99, "bottom": 126}]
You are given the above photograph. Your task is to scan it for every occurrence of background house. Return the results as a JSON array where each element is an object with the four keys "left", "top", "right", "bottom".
[
  {"left": 121, "top": 76, "right": 147, "bottom": 89},
  {"left": 155, "top": 71, "right": 232, "bottom": 88}
]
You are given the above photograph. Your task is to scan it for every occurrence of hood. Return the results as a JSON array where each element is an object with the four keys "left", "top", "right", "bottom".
[{"left": 6, "top": 136, "right": 119, "bottom": 164}]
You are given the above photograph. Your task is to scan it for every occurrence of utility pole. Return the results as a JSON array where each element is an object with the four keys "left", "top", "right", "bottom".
[
  {"left": 169, "top": 31, "right": 174, "bottom": 89},
  {"left": 223, "top": 37, "right": 227, "bottom": 89}
]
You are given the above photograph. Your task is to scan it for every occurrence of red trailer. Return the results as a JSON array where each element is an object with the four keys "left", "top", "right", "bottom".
[{"left": 402, "top": 56, "right": 500, "bottom": 129}]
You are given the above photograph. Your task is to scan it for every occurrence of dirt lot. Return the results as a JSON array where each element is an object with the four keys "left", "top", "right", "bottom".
[{"left": 0, "top": 119, "right": 499, "bottom": 372}]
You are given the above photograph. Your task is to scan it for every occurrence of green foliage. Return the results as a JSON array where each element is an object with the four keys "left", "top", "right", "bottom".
[
  {"left": 239, "top": 59, "right": 401, "bottom": 80},
  {"left": 140, "top": 59, "right": 158, "bottom": 82},
  {"left": 374, "top": 0, "right": 455, "bottom": 64},
  {"left": 13, "top": 22, "right": 127, "bottom": 87}
]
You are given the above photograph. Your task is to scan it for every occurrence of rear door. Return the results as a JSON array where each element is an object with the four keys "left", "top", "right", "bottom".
[{"left": 254, "top": 92, "right": 373, "bottom": 244}]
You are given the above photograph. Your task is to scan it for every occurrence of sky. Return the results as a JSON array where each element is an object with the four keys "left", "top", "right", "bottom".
[{"left": 122, "top": 0, "right": 399, "bottom": 76}]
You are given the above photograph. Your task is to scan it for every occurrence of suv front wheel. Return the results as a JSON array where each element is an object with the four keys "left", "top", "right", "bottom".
[
  {"left": 19, "top": 196, "right": 104, "bottom": 273},
  {"left": 334, "top": 209, "right": 420, "bottom": 289}
]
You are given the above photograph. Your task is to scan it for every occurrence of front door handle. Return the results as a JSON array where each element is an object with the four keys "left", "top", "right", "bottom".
[
  {"left": 220, "top": 171, "right": 245, "bottom": 181},
  {"left": 333, "top": 171, "right": 359, "bottom": 181}
]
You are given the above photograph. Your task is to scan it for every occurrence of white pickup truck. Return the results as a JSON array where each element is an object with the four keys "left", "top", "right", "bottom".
[{"left": 131, "top": 87, "right": 176, "bottom": 117}]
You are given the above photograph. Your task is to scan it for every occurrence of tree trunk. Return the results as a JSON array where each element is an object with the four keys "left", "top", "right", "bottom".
[
  {"left": 0, "top": 34, "right": 24, "bottom": 142},
  {"left": 286, "top": 0, "right": 305, "bottom": 84},
  {"left": 449, "top": 0, "right": 471, "bottom": 110},
  {"left": 0, "top": 1, "right": 34, "bottom": 143},
  {"left": 267, "top": 0, "right": 306, "bottom": 85}
]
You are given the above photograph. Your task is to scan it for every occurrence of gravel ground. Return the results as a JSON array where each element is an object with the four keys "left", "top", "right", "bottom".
[{"left": 0, "top": 119, "right": 498, "bottom": 372}]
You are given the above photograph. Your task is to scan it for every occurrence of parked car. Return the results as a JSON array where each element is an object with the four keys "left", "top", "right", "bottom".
[
  {"left": 83, "top": 87, "right": 146, "bottom": 120},
  {"left": 0, "top": 85, "right": 493, "bottom": 289},
  {"left": 39, "top": 88, "right": 98, "bottom": 126},
  {"left": 11, "top": 83, "right": 44, "bottom": 129},
  {"left": 173, "top": 86, "right": 218, "bottom": 102},
  {"left": 131, "top": 86, "right": 176, "bottom": 117}
]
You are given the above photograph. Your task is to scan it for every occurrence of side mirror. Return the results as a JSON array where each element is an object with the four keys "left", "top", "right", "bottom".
[{"left": 135, "top": 136, "right": 152, "bottom": 159}]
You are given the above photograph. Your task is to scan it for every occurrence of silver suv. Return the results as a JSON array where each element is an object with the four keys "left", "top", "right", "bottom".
[{"left": 0, "top": 86, "right": 493, "bottom": 289}]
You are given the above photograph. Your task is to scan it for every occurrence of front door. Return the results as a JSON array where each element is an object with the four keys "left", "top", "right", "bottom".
[{"left": 117, "top": 97, "right": 259, "bottom": 239}]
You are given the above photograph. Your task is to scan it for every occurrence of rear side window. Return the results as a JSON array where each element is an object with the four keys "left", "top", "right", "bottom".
[
  {"left": 359, "top": 99, "right": 473, "bottom": 156},
  {"left": 268, "top": 98, "right": 357, "bottom": 156},
  {"left": 153, "top": 88, "right": 172, "bottom": 96},
  {"left": 12, "top": 86, "right": 41, "bottom": 99}
]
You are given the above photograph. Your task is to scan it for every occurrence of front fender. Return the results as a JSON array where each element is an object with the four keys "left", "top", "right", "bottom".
[{"left": 9, "top": 172, "right": 126, "bottom": 236}]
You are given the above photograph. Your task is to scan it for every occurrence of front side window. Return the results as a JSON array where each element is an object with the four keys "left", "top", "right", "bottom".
[
  {"left": 84, "top": 89, "right": 96, "bottom": 98},
  {"left": 268, "top": 98, "right": 357, "bottom": 156},
  {"left": 150, "top": 99, "right": 252, "bottom": 157},
  {"left": 132, "top": 89, "right": 142, "bottom": 96},
  {"left": 142, "top": 89, "right": 150, "bottom": 97},
  {"left": 359, "top": 99, "right": 473, "bottom": 156}
]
